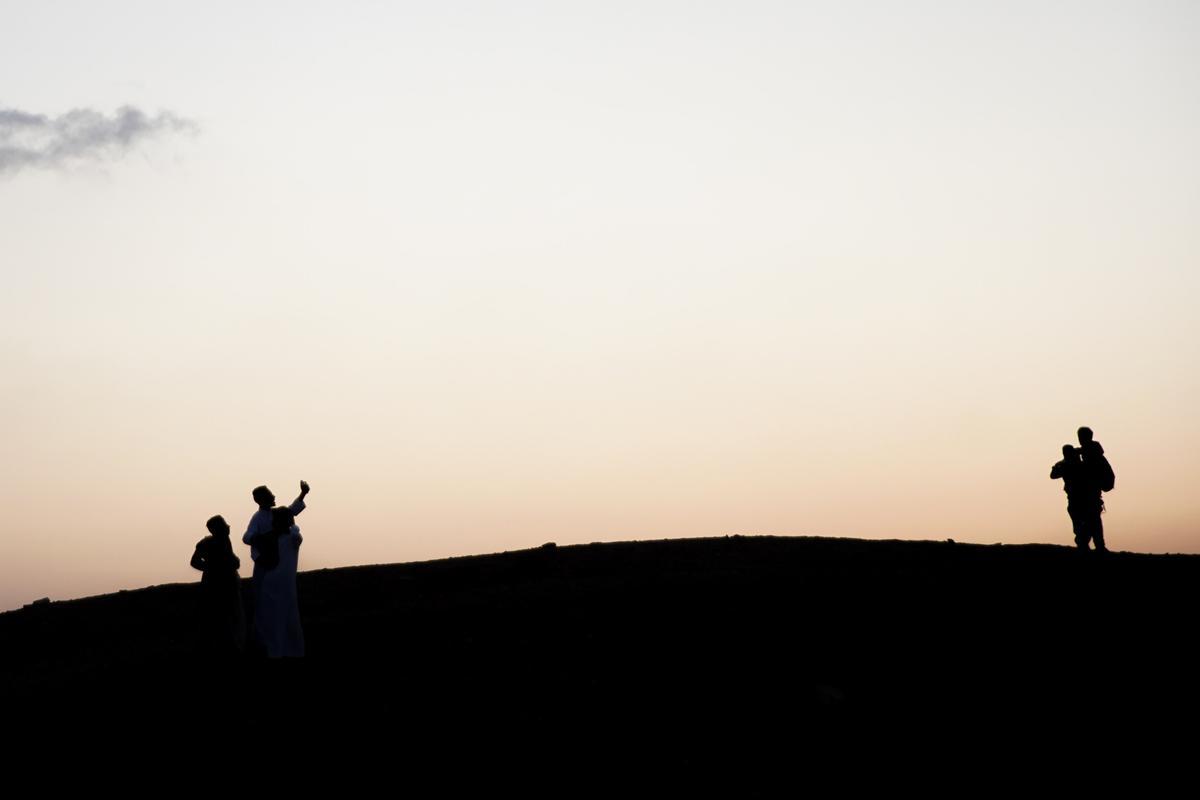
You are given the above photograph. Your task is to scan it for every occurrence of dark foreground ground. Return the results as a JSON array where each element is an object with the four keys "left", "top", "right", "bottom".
[{"left": 2, "top": 536, "right": 1197, "bottom": 779}]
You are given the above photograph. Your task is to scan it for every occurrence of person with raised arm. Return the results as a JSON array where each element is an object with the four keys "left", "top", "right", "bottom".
[{"left": 243, "top": 480, "right": 310, "bottom": 653}]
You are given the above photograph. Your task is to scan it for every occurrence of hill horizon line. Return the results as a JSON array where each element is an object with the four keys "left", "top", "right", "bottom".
[{"left": 7, "top": 532, "right": 1197, "bottom": 615}]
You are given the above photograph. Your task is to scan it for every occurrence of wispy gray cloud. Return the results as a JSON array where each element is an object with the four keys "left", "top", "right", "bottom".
[{"left": 0, "top": 105, "right": 197, "bottom": 175}]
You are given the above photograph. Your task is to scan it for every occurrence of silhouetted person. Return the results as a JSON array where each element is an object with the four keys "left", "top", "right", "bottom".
[
  {"left": 250, "top": 507, "right": 306, "bottom": 658},
  {"left": 1077, "top": 427, "right": 1116, "bottom": 490},
  {"left": 190, "top": 515, "right": 247, "bottom": 655},
  {"left": 1051, "top": 445, "right": 1092, "bottom": 550},
  {"left": 243, "top": 481, "right": 309, "bottom": 655},
  {"left": 1078, "top": 427, "right": 1116, "bottom": 552},
  {"left": 1050, "top": 427, "right": 1114, "bottom": 553}
]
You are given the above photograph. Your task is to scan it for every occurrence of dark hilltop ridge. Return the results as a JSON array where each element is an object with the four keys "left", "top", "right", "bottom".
[{"left": 3, "top": 535, "right": 1198, "bottom": 763}]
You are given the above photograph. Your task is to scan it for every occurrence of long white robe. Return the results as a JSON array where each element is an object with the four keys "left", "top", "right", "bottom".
[{"left": 254, "top": 525, "right": 305, "bottom": 658}]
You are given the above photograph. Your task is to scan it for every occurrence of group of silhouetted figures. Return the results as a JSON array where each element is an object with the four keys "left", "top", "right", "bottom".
[
  {"left": 183, "top": 432, "right": 1114, "bottom": 656},
  {"left": 1051, "top": 427, "right": 1116, "bottom": 553},
  {"left": 189, "top": 480, "right": 311, "bottom": 657}
]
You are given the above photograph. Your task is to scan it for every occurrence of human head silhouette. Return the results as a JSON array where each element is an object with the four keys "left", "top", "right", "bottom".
[
  {"left": 252, "top": 485, "right": 275, "bottom": 509},
  {"left": 1062, "top": 444, "right": 1078, "bottom": 459},
  {"left": 1077, "top": 427, "right": 1094, "bottom": 447},
  {"left": 206, "top": 515, "right": 230, "bottom": 536},
  {"left": 271, "top": 507, "right": 296, "bottom": 535}
]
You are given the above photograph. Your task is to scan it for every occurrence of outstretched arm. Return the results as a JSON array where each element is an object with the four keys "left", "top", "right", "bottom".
[{"left": 288, "top": 480, "right": 310, "bottom": 515}]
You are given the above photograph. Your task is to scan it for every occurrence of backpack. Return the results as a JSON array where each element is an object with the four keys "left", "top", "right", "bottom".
[{"left": 1095, "top": 454, "right": 1116, "bottom": 493}]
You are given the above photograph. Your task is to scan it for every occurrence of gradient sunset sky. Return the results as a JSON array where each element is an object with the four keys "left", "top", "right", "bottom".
[{"left": 2, "top": 1, "right": 1198, "bottom": 610}]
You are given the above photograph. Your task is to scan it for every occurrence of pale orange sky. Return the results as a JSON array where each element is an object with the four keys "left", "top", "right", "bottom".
[{"left": 2, "top": 1, "right": 1198, "bottom": 610}]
